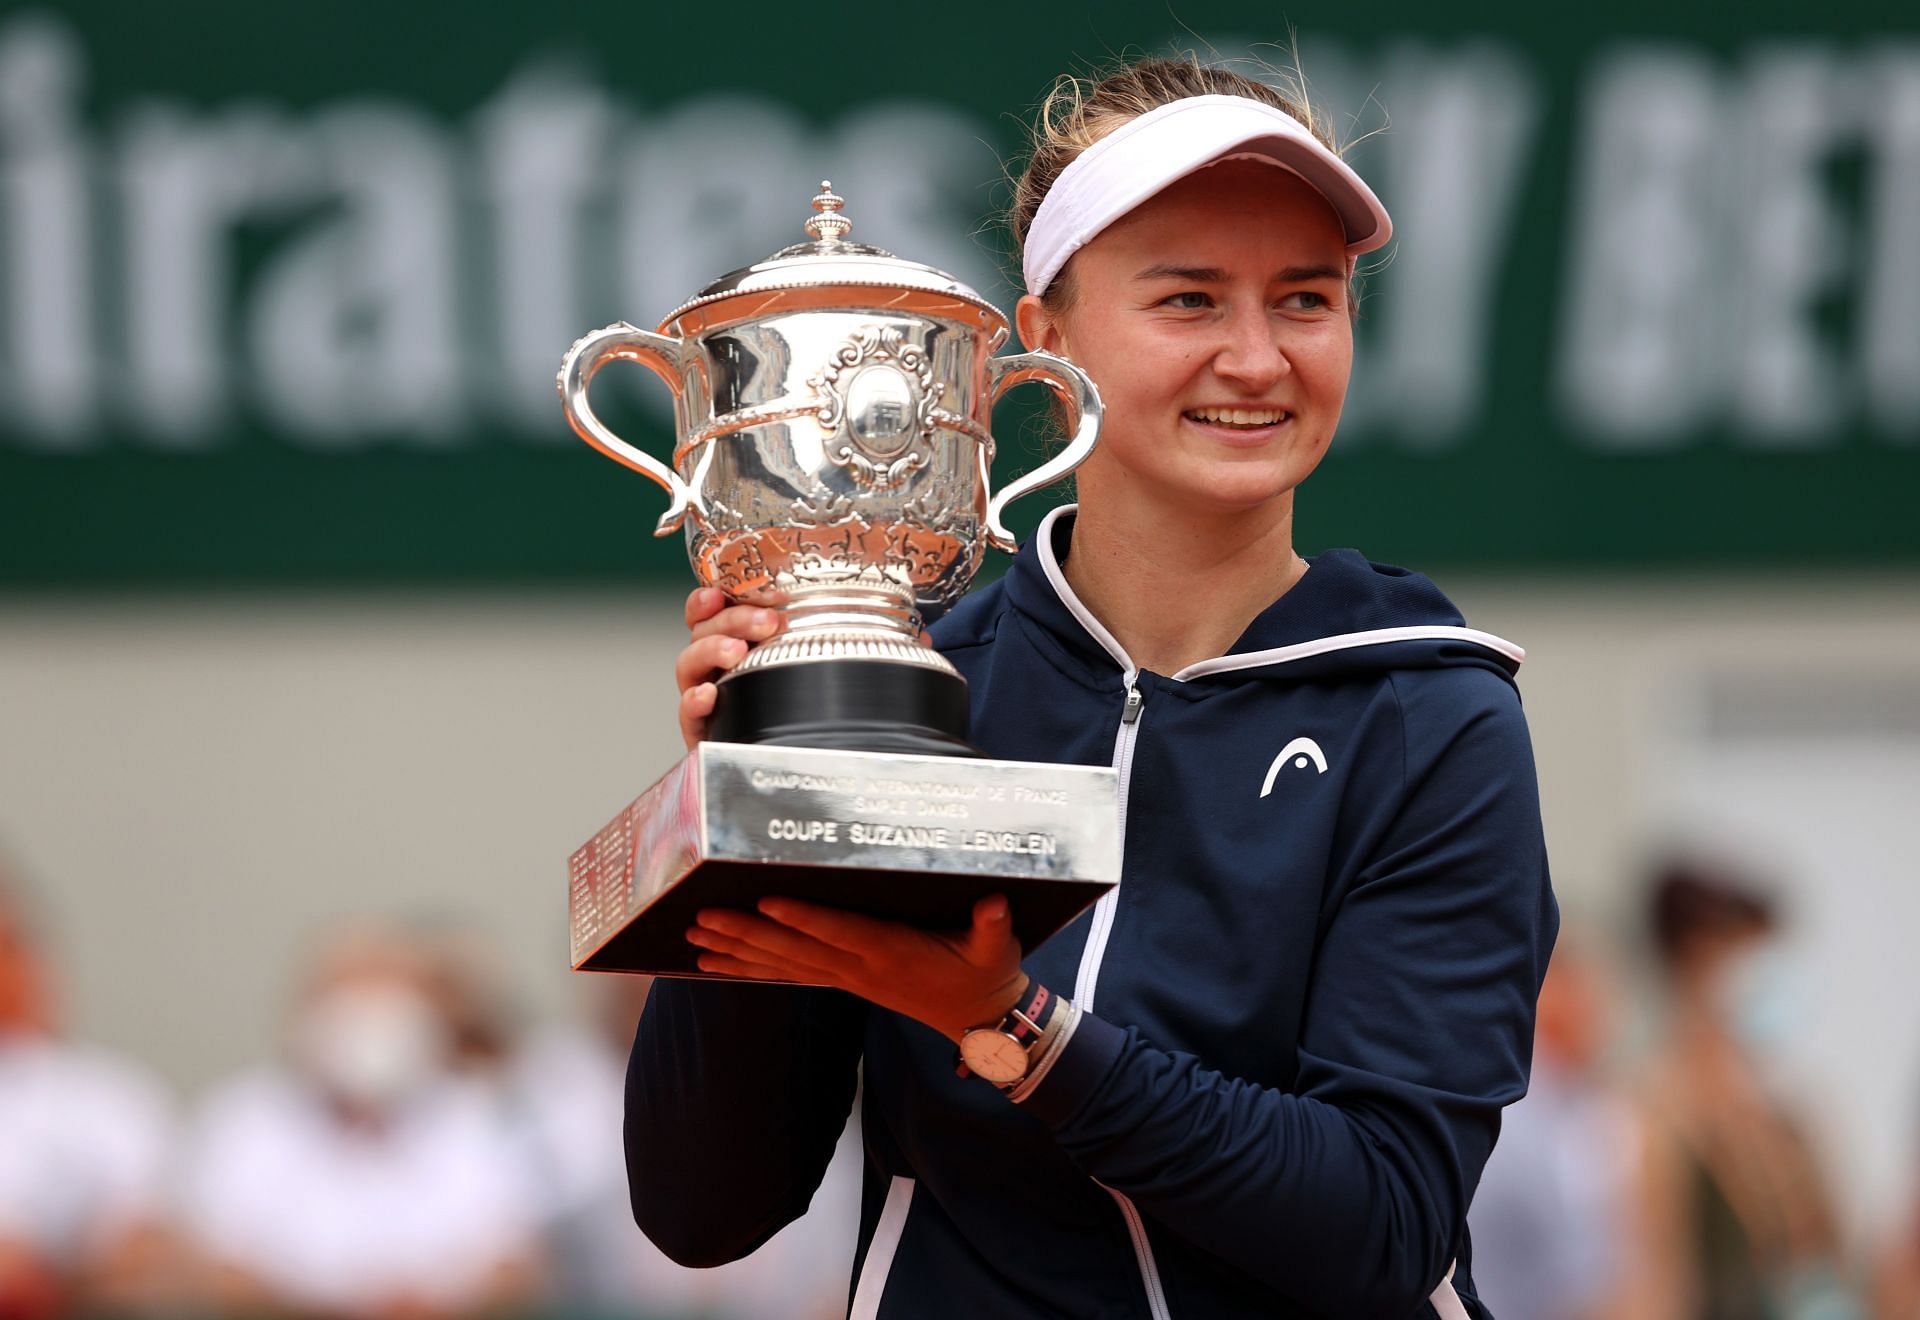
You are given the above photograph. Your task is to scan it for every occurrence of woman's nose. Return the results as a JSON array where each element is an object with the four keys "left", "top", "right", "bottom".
[{"left": 1212, "top": 309, "right": 1289, "bottom": 390}]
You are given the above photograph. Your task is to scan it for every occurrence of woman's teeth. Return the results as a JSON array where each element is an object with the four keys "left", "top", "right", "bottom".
[{"left": 1185, "top": 408, "right": 1288, "bottom": 428}]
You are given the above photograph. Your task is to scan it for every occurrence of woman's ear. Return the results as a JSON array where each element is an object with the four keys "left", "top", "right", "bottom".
[{"left": 1015, "top": 294, "right": 1063, "bottom": 356}]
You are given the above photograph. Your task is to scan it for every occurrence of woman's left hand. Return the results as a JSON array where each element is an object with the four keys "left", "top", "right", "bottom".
[{"left": 685, "top": 895, "right": 1028, "bottom": 1043}]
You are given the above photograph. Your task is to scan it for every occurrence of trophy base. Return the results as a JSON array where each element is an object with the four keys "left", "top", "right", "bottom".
[
  {"left": 709, "top": 659, "right": 974, "bottom": 756},
  {"left": 570, "top": 743, "right": 1120, "bottom": 980}
]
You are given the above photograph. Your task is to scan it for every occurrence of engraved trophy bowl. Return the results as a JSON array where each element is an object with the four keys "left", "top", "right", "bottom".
[{"left": 558, "top": 182, "right": 1102, "bottom": 755}]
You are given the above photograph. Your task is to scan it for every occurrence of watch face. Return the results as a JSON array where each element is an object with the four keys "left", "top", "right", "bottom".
[{"left": 960, "top": 1030, "right": 1030, "bottom": 1085}]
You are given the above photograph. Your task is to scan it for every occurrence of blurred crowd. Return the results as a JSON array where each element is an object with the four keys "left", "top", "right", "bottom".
[
  {"left": 1471, "top": 859, "right": 1920, "bottom": 1320},
  {"left": 0, "top": 862, "right": 858, "bottom": 1320},
  {"left": 4, "top": 851, "right": 1919, "bottom": 1320}
]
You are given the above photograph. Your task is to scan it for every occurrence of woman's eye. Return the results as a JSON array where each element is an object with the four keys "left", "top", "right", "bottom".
[
  {"left": 1280, "top": 291, "right": 1331, "bottom": 311},
  {"left": 1161, "top": 291, "right": 1212, "bottom": 310}
]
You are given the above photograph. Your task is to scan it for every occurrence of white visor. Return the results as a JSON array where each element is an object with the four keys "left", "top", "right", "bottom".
[{"left": 1021, "top": 94, "right": 1393, "bottom": 297}]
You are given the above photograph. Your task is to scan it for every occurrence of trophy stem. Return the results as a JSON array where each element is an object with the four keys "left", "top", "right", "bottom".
[
  {"left": 709, "top": 660, "right": 976, "bottom": 756},
  {"left": 730, "top": 572, "right": 951, "bottom": 677}
]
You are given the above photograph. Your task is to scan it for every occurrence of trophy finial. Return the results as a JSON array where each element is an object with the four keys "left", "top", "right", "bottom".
[{"left": 805, "top": 180, "right": 852, "bottom": 243}]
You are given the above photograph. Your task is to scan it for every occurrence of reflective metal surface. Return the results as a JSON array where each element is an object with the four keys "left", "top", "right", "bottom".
[
  {"left": 558, "top": 182, "right": 1103, "bottom": 678},
  {"left": 660, "top": 180, "right": 1002, "bottom": 327},
  {"left": 569, "top": 742, "right": 1120, "bottom": 978}
]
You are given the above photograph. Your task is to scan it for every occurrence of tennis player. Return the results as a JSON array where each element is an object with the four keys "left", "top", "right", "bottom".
[{"left": 631, "top": 56, "right": 1557, "bottom": 1320}]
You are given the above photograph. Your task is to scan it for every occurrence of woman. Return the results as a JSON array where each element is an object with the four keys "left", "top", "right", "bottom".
[
  {"left": 629, "top": 58, "right": 1556, "bottom": 1320},
  {"left": 1624, "top": 862, "right": 1863, "bottom": 1319}
]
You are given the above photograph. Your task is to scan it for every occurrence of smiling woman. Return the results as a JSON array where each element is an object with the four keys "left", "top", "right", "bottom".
[
  {"left": 1019, "top": 160, "right": 1359, "bottom": 551},
  {"left": 629, "top": 55, "right": 1556, "bottom": 1320}
]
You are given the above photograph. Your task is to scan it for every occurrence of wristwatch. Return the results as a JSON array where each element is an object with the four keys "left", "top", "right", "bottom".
[{"left": 956, "top": 981, "right": 1057, "bottom": 1087}]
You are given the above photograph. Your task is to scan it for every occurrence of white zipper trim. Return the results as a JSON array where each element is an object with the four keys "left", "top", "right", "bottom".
[
  {"left": 1073, "top": 683, "right": 1139, "bottom": 1013},
  {"left": 1173, "top": 625, "right": 1525, "bottom": 679},
  {"left": 1039, "top": 503, "right": 1167, "bottom": 1316},
  {"left": 1102, "top": 1183, "right": 1174, "bottom": 1320},
  {"left": 1035, "top": 504, "right": 1134, "bottom": 674},
  {"left": 1032, "top": 504, "right": 1526, "bottom": 683},
  {"left": 1430, "top": 1260, "right": 1469, "bottom": 1320},
  {"left": 1037, "top": 504, "right": 1144, "bottom": 1018},
  {"left": 848, "top": 1176, "right": 915, "bottom": 1320}
]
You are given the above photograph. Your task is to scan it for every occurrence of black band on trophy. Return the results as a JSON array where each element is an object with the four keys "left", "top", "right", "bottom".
[{"left": 709, "top": 659, "right": 975, "bottom": 757}]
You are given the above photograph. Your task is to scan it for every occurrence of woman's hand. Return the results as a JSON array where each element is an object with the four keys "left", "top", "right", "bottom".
[
  {"left": 674, "top": 587, "right": 783, "bottom": 750},
  {"left": 685, "top": 895, "right": 1028, "bottom": 1044}
]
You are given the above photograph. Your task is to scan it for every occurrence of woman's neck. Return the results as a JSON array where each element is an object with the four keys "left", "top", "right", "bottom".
[{"left": 1060, "top": 480, "right": 1308, "bottom": 676}]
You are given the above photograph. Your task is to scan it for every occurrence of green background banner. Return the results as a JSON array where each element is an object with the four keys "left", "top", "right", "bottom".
[{"left": 1, "top": 0, "right": 1915, "bottom": 585}]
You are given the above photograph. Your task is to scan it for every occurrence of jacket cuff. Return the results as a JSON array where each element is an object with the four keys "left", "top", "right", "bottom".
[{"left": 1012, "top": 1006, "right": 1127, "bottom": 1125}]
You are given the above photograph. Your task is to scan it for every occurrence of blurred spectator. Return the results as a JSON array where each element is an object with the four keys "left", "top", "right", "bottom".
[
  {"left": 1470, "top": 936, "right": 1640, "bottom": 1320},
  {"left": 1879, "top": 1131, "right": 1920, "bottom": 1319},
  {"left": 178, "top": 921, "right": 542, "bottom": 1319},
  {"left": 0, "top": 857, "right": 176, "bottom": 1319},
  {"left": 511, "top": 973, "right": 859, "bottom": 1319},
  {"left": 417, "top": 921, "right": 520, "bottom": 1087},
  {"left": 1626, "top": 857, "right": 1865, "bottom": 1320}
]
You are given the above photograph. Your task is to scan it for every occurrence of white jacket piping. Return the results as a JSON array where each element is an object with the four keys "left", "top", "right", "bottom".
[
  {"left": 849, "top": 1176, "right": 915, "bottom": 1320},
  {"left": 1031, "top": 505, "right": 1526, "bottom": 684}
]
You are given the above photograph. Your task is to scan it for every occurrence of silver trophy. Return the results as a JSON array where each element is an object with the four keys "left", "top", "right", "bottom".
[{"left": 561, "top": 183, "right": 1118, "bottom": 978}]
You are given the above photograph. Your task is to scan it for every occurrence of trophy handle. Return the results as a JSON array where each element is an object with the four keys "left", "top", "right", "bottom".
[
  {"left": 558, "top": 322, "right": 702, "bottom": 537},
  {"left": 981, "top": 350, "right": 1104, "bottom": 553}
]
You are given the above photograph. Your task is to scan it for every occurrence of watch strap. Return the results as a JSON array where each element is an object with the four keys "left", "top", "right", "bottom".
[
  {"left": 1006, "top": 999, "right": 1081, "bottom": 1104},
  {"left": 955, "top": 980, "right": 1056, "bottom": 1081}
]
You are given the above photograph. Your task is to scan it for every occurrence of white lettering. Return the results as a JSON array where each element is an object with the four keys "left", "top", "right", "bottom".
[
  {"left": 477, "top": 59, "right": 615, "bottom": 435},
  {"left": 958, "top": 830, "right": 1058, "bottom": 857},
  {"left": 766, "top": 817, "right": 837, "bottom": 843},
  {"left": 0, "top": 15, "right": 92, "bottom": 442},
  {"left": 1726, "top": 48, "right": 1847, "bottom": 444},
  {"left": 1863, "top": 49, "right": 1920, "bottom": 438},
  {"left": 1012, "top": 785, "right": 1067, "bottom": 804},
  {"left": 0, "top": 24, "right": 1908, "bottom": 467},
  {"left": 248, "top": 103, "right": 463, "bottom": 444},
  {"left": 119, "top": 103, "right": 304, "bottom": 442},
  {"left": 848, "top": 822, "right": 949, "bottom": 848},
  {"left": 1355, "top": 43, "right": 1540, "bottom": 447},
  {"left": 1557, "top": 47, "right": 1723, "bottom": 444},
  {"left": 748, "top": 769, "right": 858, "bottom": 792}
]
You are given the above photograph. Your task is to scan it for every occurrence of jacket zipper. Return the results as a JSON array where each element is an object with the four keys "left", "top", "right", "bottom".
[
  {"left": 1074, "top": 676, "right": 1142, "bottom": 1012},
  {"left": 1074, "top": 677, "right": 1170, "bottom": 1320}
]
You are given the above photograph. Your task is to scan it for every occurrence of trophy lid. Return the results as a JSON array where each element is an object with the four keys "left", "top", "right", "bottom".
[{"left": 659, "top": 181, "right": 1008, "bottom": 334}]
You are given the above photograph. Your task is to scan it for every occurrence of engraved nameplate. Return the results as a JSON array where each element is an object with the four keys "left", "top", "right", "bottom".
[{"left": 569, "top": 743, "right": 1119, "bottom": 980}]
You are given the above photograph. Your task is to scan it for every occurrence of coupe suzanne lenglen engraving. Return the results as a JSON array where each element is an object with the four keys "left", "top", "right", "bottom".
[{"left": 569, "top": 746, "right": 1118, "bottom": 980}]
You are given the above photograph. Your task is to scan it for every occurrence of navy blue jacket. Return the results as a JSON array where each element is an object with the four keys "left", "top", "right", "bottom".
[{"left": 628, "top": 507, "right": 1557, "bottom": 1319}]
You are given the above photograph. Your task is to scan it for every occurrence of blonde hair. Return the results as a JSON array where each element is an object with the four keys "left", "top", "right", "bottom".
[{"left": 1009, "top": 55, "right": 1354, "bottom": 312}]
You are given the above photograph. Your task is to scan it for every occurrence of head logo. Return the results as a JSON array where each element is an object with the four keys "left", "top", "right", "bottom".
[{"left": 1259, "top": 737, "right": 1329, "bottom": 797}]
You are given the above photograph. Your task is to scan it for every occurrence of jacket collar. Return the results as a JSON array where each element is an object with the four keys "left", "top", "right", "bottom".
[{"left": 1001, "top": 505, "right": 1523, "bottom": 684}]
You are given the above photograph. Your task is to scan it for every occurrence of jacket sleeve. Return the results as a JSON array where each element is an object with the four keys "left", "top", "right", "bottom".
[
  {"left": 625, "top": 978, "right": 866, "bottom": 1267},
  {"left": 1017, "top": 672, "right": 1557, "bottom": 1317}
]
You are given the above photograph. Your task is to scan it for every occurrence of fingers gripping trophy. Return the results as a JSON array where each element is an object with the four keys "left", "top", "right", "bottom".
[{"left": 560, "top": 183, "right": 1120, "bottom": 979}]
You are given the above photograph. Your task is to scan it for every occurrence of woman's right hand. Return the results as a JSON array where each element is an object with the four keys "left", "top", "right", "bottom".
[{"left": 676, "top": 587, "right": 784, "bottom": 750}]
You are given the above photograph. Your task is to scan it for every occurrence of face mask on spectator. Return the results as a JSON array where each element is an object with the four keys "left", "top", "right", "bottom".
[
  {"left": 1719, "top": 943, "right": 1805, "bottom": 1055},
  {"left": 295, "top": 983, "right": 450, "bottom": 1110}
]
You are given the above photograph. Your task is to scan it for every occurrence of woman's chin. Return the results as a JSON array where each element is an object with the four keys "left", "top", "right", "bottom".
[
  {"left": 1097, "top": 446, "right": 1315, "bottom": 515},
  {"left": 1158, "top": 469, "right": 1303, "bottom": 516},
  {"left": 1179, "top": 453, "right": 1313, "bottom": 507}
]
